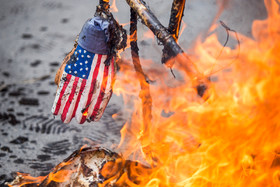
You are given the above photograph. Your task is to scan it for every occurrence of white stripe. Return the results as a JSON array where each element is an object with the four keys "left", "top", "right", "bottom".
[
  {"left": 51, "top": 71, "right": 68, "bottom": 114},
  {"left": 57, "top": 75, "right": 75, "bottom": 115},
  {"left": 63, "top": 78, "right": 83, "bottom": 123},
  {"left": 75, "top": 54, "right": 100, "bottom": 123},
  {"left": 86, "top": 55, "right": 107, "bottom": 120}
]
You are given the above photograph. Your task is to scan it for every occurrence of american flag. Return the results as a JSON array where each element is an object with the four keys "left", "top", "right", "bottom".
[{"left": 52, "top": 45, "right": 115, "bottom": 124}]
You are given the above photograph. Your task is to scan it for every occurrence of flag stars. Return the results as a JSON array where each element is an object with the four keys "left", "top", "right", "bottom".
[{"left": 64, "top": 47, "right": 94, "bottom": 79}]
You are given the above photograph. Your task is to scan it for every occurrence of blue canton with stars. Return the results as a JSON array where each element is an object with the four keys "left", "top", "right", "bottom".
[{"left": 65, "top": 45, "right": 95, "bottom": 79}]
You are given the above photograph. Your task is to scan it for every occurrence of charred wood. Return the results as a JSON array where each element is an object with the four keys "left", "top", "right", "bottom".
[
  {"left": 130, "top": 7, "right": 152, "bottom": 136},
  {"left": 162, "top": 0, "right": 186, "bottom": 64},
  {"left": 125, "top": 0, "right": 208, "bottom": 97},
  {"left": 126, "top": 0, "right": 184, "bottom": 59}
]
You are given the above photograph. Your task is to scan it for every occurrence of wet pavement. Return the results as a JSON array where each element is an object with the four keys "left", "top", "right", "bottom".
[{"left": 0, "top": 0, "right": 266, "bottom": 186}]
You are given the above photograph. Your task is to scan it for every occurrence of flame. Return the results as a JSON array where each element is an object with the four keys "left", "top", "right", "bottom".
[
  {"left": 8, "top": 147, "right": 87, "bottom": 186},
  {"left": 113, "top": 0, "right": 280, "bottom": 186},
  {"left": 83, "top": 110, "right": 88, "bottom": 116},
  {"left": 143, "top": 30, "right": 155, "bottom": 40},
  {"left": 7, "top": 173, "right": 47, "bottom": 187},
  {"left": 178, "top": 20, "right": 187, "bottom": 40},
  {"left": 8, "top": 0, "right": 280, "bottom": 186},
  {"left": 110, "top": 0, "right": 118, "bottom": 13},
  {"left": 120, "top": 21, "right": 131, "bottom": 27}
]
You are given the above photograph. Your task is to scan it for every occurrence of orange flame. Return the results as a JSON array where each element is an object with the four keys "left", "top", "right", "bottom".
[
  {"left": 8, "top": 147, "right": 87, "bottom": 186},
  {"left": 9, "top": 0, "right": 280, "bottom": 186},
  {"left": 113, "top": 0, "right": 280, "bottom": 186},
  {"left": 82, "top": 110, "right": 88, "bottom": 116},
  {"left": 7, "top": 173, "right": 47, "bottom": 187},
  {"left": 110, "top": 0, "right": 118, "bottom": 12},
  {"left": 178, "top": 20, "right": 187, "bottom": 40}
]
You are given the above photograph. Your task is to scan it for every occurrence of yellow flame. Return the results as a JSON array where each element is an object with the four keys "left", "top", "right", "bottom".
[
  {"left": 114, "top": 0, "right": 280, "bottom": 186},
  {"left": 10, "top": 0, "right": 280, "bottom": 186}
]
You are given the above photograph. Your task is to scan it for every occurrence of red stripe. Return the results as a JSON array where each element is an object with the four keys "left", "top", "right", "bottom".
[
  {"left": 90, "top": 63, "right": 110, "bottom": 120},
  {"left": 100, "top": 59, "right": 115, "bottom": 115},
  {"left": 98, "top": 59, "right": 114, "bottom": 118},
  {"left": 61, "top": 76, "right": 79, "bottom": 122},
  {"left": 91, "top": 59, "right": 114, "bottom": 121},
  {"left": 53, "top": 74, "right": 72, "bottom": 115},
  {"left": 70, "top": 79, "right": 87, "bottom": 121},
  {"left": 80, "top": 54, "right": 103, "bottom": 123}
]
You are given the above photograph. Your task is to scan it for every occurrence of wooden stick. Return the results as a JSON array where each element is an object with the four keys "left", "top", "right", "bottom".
[
  {"left": 99, "top": 0, "right": 110, "bottom": 10},
  {"left": 130, "top": 7, "right": 152, "bottom": 140},
  {"left": 162, "top": 0, "right": 186, "bottom": 64},
  {"left": 125, "top": 0, "right": 200, "bottom": 81}
]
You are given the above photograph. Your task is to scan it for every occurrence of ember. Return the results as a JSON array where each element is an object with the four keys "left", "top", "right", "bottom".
[{"left": 6, "top": 0, "right": 280, "bottom": 186}]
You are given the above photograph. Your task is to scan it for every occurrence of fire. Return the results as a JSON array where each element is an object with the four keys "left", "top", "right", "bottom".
[
  {"left": 7, "top": 0, "right": 280, "bottom": 186},
  {"left": 7, "top": 173, "right": 47, "bottom": 187},
  {"left": 143, "top": 29, "right": 155, "bottom": 40},
  {"left": 110, "top": 0, "right": 118, "bottom": 12},
  {"left": 82, "top": 111, "right": 88, "bottom": 116},
  {"left": 178, "top": 20, "right": 187, "bottom": 41},
  {"left": 114, "top": 0, "right": 280, "bottom": 186}
]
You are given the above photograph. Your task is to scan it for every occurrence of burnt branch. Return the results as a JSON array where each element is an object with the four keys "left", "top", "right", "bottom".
[
  {"left": 126, "top": 0, "right": 208, "bottom": 97},
  {"left": 130, "top": 7, "right": 152, "bottom": 132},
  {"left": 125, "top": 0, "right": 200, "bottom": 78},
  {"left": 96, "top": 1, "right": 127, "bottom": 66},
  {"left": 126, "top": 0, "right": 183, "bottom": 58},
  {"left": 99, "top": 0, "right": 110, "bottom": 10},
  {"left": 162, "top": 0, "right": 186, "bottom": 64},
  {"left": 168, "top": 0, "right": 186, "bottom": 39}
]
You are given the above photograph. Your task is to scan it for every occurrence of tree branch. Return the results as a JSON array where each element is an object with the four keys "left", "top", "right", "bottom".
[
  {"left": 125, "top": 0, "right": 207, "bottom": 95},
  {"left": 130, "top": 7, "right": 152, "bottom": 140},
  {"left": 162, "top": 0, "right": 186, "bottom": 64}
]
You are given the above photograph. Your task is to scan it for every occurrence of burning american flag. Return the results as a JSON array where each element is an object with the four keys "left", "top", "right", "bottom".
[{"left": 52, "top": 16, "right": 115, "bottom": 124}]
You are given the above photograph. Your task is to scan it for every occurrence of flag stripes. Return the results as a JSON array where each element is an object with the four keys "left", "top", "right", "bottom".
[
  {"left": 52, "top": 46, "right": 115, "bottom": 124},
  {"left": 79, "top": 54, "right": 103, "bottom": 124}
]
